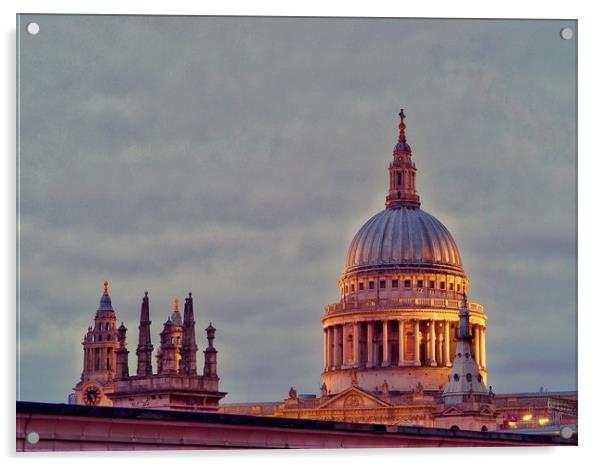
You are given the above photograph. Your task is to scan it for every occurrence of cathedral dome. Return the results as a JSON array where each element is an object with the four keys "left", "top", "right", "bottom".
[
  {"left": 343, "top": 207, "right": 464, "bottom": 277},
  {"left": 341, "top": 109, "right": 465, "bottom": 279}
]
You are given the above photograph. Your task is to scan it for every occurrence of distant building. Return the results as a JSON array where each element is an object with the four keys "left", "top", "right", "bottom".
[
  {"left": 219, "top": 109, "right": 577, "bottom": 432},
  {"left": 72, "top": 282, "right": 225, "bottom": 411}
]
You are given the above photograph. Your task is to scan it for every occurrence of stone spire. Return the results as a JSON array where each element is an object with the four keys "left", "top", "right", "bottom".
[
  {"left": 385, "top": 108, "right": 421, "bottom": 209},
  {"left": 443, "top": 294, "right": 489, "bottom": 404},
  {"left": 115, "top": 322, "right": 129, "bottom": 379},
  {"left": 136, "top": 291, "right": 154, "bottom": 376},
  {"left": 203, "top": 322, "right": 218, "bottom": 378},
  {"left": 181, "top": 292, "right": 198, "bottom": 376}
]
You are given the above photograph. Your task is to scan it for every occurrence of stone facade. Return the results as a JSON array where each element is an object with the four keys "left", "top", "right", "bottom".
[{"left": 73, "top": 284, "right": 226, "bottom": 411}]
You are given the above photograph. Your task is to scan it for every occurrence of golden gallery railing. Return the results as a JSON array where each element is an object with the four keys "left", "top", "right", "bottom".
[{"left": 323, "top": 296, "right": 484, "bottom": 316}]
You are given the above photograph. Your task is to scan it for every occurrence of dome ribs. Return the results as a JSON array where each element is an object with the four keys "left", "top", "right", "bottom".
[
  {"left": 341, "top": 208, "right": 465, "bottom": 278},
  {"left": 378, "top": 208, "right": 395, "bottom": 264},
  {"left": 416, "top": 212, "right": 434, "bottom": 261}
]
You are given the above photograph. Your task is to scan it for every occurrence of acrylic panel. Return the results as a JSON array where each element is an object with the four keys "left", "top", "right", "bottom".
[{"left": 16, "top": 15, "right": 577, "bottom": 450}]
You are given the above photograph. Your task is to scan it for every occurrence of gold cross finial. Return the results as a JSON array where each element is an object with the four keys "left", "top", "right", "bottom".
[
  {"left": 174, "top": 298, "right": 180, "bottom": 312},
  {"left": 103, "top": 280, "right": 109, "bottom": 295}
]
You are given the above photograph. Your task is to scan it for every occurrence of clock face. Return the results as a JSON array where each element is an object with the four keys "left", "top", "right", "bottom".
[{"left": 84, "top": 385, "right": 102, "bottom": 406}]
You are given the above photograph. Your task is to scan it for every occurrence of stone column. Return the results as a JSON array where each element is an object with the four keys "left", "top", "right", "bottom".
[
  {"left": 323, "top": 328, "right": 328, "bottom": 371},
  {"left": 342, "top": 325, "right": 350, "bottom": 369},
  {"left": 437, "top": 331, "right": 443, "bottom": 366},
  {"left": 326, "top": 327, "right": 333, "bottom": 370},
  {"left": 325, "top": 327, "right": 332, "bottom": 370},
  {"left": 413, "top": 320, "right": 421, "bottom": 366},
  {"left": 398, "top": 319, "right": 405, "bottom": 366},
  {"left": 334, "top": 325, "right": 342, "bottom": 369},
  {"left": 473, "top": 324, "right": 481, "bottom": 367},
  {"left": 366, "top": 321, "right": 374, "bottom": 368},
  {"left": 353, "top": 322, "right": 361, "bottom": 367},
  {"left": 444, "top": 320, "right": 451, "bottom": 367},
  {"left": 480, "top": 326, "right": 487, "bottom": 369},
  {"left": 429, "top": 320, "right": 437, "bottom": 366},
  {"left": 382, "top": 320, "right": 390, "bottom": 367}
]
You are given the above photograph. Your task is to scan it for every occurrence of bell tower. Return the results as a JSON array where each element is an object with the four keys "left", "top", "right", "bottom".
[{"left": 74, "top": 281, "right": 120, "bottom": 406}]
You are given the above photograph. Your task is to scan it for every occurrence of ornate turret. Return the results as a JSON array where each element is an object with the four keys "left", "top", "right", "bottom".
[
  {"left": 115, "top": 322, "right": 129, "bottom": 379},
  {"left": 83, "top": 280, "right": 118, "bottom": 382},
  {"left": 74, "top": 281, "right": 120, "bottom": 407},
  {"left": 443, "top": 295, "right": 489, "bottom": 404},
  {"left": 385, "top": 109, "right": 421, "bottom": 209},
  {"left": 203, "top": 322, "right": 218, "bottom": 378},
  {"left": 157, "top": 299, "right": 184, "bottom": 374},
  {"left": 181, "top": 292, "right": 199, "bottom": 376},
  {"left": 136, "top": 291, "right": 154, "bottom": 376}
]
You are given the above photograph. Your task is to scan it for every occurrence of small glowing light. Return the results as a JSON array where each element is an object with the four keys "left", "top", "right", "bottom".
[
  {"left": 507, "top": 421, "right": 517, "bottom": 428},
  {"left": 522, "top": 413, "right": 533, "bottom": 421},
  {"left": 538, "top": 418, "right": 550, "bottom": 425}
]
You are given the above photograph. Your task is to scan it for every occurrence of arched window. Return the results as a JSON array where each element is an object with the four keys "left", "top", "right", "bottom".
[
  {"left": 481, "top": 426, "right": 488, "bottom": 432},
  {"left": 450, "top": 425, "right": 460, "bottom": 432},
  {"left": 397, "top": 172, "right": 402, "bottom": 186},
  {"left": 453, "top": 373, "right": 460, "bottom": 381},
  {"left": 105, "top": 322, "right": 110, "bottom": 331},
  {"left": 466, "top": 373, "right": 473, "bottom": 382}
]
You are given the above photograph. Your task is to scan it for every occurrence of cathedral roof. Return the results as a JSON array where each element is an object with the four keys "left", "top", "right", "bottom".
[
  {"left": 343, "top": 207, "right": 464, "bottom": 277},
  {"left": 342, "top": 110, "right": 465, "bottom": 278}
]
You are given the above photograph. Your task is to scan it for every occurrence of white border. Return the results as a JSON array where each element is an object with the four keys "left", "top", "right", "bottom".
[{"left": 3, "top": 1, "right": 599, "bottom": 464}]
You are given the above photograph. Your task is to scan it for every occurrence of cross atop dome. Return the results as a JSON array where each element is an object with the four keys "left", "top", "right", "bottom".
[{"left": 398, "top": 108, "right": 407, "bottom": 143}]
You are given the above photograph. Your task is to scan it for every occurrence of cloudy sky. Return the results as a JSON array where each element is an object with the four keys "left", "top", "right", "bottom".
[{"left": 17, "top": 16, "right": 576, "bottom": 403}]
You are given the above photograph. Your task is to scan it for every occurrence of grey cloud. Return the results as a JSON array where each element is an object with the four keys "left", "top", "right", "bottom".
[{"left": 17, "top": 15, "right": 576, "bottom": 403}]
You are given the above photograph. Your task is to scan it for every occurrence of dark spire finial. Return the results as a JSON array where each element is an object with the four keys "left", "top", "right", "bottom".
[
  {"left": 144, "top": 291, "right": 148, "bottom": 297},
  {"left": 188, "top": 292, "right": 192, "bottom": 298}
]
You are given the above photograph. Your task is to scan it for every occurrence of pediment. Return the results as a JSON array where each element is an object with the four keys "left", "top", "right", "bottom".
[
  {"left": 479, "top": 405, "right": 495, "bottom": 416},
  {"left": 319, "top": 386, "right": 391, "bottom": 409},
  {"left": 439, "top": 406, "right": 465, "bottom": 416}
]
